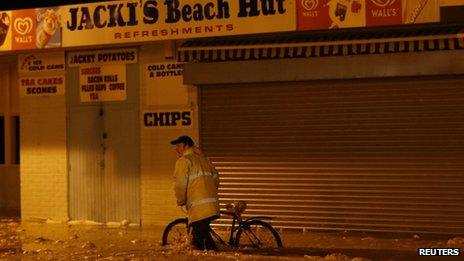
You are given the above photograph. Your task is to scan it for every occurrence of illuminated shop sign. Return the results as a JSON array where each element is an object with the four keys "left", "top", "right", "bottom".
[
  {"left": 0, "top": 1, "right": 443, "bottom": 51},
  {"left": 11, "top": 8, "right": 61, "bottom": 50},
  {"left": 297, "top": 0, "right": 440, "bottom": 30},
  {"left": 62, "top": 0, "right": 296, "bottom": 47},
  {"left": 1, "top": 7, "right": 61, "bottom": 52}
]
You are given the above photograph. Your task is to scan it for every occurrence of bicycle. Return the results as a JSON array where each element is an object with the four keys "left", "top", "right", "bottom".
[{"left": 162, "top": 201, "right": 283, "bottom": 250}]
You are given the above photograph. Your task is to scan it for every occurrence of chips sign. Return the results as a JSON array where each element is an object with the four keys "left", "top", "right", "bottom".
[{"left": 143, "top": 110, "right": 192, "bottom": 128}]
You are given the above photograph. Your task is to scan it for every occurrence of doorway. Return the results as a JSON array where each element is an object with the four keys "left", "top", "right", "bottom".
[{"left": 67, "top": 63, "right": 140, "bottom": 223}]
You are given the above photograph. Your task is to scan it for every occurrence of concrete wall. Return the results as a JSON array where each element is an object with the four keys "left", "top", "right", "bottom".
[
  {"left": 0, "top": 166, "right": 20, "bottom": 216},
  {"left": 15, "top": 43, "right": 196, "bottom": 224},
  {"left": 20, "top": 95, "right": 68, "bottom": 221},
  {"left": 19, "top": 53, "right": 68, "bottom": 222},
  {"left": 139, "top": 43, "right": 199, "bottom": 226},
  {"left": 0, "top": 58, "right": 20, "bottom": 216}
]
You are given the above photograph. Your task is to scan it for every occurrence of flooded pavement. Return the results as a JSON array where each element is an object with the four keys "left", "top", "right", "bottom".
[{"left": 1, "top": 217, "right": 463, "bottom": 260}]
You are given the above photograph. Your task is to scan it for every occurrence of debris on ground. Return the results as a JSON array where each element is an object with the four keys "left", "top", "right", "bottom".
[
  {"left": 324, "top": 253, "right": 351, "bottom": 261},
  {"left": 81, "top": 241, "right": 96, "bottom": 249},
  {"left": 447, "top": 237, "right": 464, "bottom": 247},
  {"left": 0, "top": 217, "right": 460, "bottom": 260}
]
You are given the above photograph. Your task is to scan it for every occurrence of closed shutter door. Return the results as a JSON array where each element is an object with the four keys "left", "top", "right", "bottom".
[{"left": 200, "top": 77, "right": 464, "bottom": 234}]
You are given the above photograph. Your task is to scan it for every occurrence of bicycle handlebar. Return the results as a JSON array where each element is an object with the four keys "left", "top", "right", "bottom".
[
  {"left": 220, "top": 210, "right": 236, "bottom": 216},
  {"left": 179, "top": 207, "right": 234, "bottom": 217}
]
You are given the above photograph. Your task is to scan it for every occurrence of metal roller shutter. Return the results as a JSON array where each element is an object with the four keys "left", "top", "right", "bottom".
[{"left": 200, "top": 77, "right": 464, "bottom": 234}]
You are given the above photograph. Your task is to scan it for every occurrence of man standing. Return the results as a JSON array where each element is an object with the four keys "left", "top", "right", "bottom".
[{"left": 170, "top": 135, "right": 220, "bottom": 251}]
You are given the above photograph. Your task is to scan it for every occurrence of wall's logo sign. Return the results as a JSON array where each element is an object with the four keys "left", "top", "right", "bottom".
[
  {"left": 366, "top": 0, "right": 401, "bottom": 25},
  {"left": 12, "top": 10, "right": 36, "bottom": 49},
  {"left": 370, "top": 0, "right": 397, "bottom": 8},
  {"left": 297, "top": 0, "right": 331, "bottom": 30},
  {"left": 14, "top": 17, "right": 33, "bottom": 35},
  {"left": 301, "top": 0, "right": 319, "bottom": 11}
]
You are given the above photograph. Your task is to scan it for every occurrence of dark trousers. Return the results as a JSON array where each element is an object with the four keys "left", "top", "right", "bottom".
[{"left": 190, "top": 217, "right": 218, "bottom": 251}]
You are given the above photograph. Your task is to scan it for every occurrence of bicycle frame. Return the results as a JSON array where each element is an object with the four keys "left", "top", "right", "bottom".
[
  {"left": 162, "top": 208, "right": 282, "bottom": 249},
  {"left": 212, "top": 210, "right": 273, "bottom": 247}
]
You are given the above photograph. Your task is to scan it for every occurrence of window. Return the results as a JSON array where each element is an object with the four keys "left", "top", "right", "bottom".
[
  {"left": 12, "top": 116, "right": 19, "bottom": 164},
  {"left": 0, "top": 116, "right": 4, "bottom": 164}
]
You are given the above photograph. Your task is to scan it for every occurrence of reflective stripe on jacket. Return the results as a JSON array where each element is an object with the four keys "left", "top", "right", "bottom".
[{"left": 173, "top": 148, "right": 220, "bottom": 223}]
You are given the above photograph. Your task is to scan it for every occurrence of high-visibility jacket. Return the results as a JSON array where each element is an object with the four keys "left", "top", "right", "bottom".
[{"left": 173, "top": 148, "right": 220, "bottom": 223}]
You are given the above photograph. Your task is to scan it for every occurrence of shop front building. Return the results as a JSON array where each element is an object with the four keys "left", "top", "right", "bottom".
[{"left": 0, "top": 0, "right": 463, "bottom": 235}]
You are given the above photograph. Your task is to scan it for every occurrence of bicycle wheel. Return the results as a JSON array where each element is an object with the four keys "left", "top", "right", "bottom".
[
  {"left": 234, "top": 220, "right": 283, "bottom": 249},
  {"left": 162, "top": 218, "right": 189, "bottom": 246}
]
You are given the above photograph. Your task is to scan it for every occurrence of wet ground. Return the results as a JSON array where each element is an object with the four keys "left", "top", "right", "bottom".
[{"left": 1, "top": 217, "right": 463, "bottom": 260}]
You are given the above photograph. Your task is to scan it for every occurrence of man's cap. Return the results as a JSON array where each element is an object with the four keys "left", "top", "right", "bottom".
[{"left": 170, "top": 135, "right": 195, "bottom": 147}]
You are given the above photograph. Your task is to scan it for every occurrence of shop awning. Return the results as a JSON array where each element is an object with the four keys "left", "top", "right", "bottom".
[{"left": 177, "top": 24, "right": 464, "bottom": 63}]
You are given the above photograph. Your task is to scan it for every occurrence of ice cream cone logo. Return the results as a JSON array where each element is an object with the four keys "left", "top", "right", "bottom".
[
  {"left": 0, "top": 13, "right": 9, "bottom": 27},
  {"left": 0, "top": 12, "right": 10, "bottom": 47},
  {"left": 301, "top": 0, "right": 319, "bottom": 11},
  {"left": 14, "top": 17, "right": 33, "bottom": 35},
  {"left": 36, "top": 9, "right": 60, "bottom": 48},
  {"left": 370, "top": 0, "right": 397, "bottom": 8},
  {"left": 405, "top": 0, "right": 429, "bottom": 24},
  {"left": 20, "top": 55, "right": 37, "bottom": 70}
]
